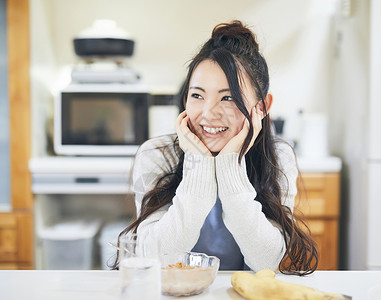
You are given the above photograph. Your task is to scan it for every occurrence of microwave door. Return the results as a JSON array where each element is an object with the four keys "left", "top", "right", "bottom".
[{"left": 55, "top": 90, "right": 149, "bottom": 156}]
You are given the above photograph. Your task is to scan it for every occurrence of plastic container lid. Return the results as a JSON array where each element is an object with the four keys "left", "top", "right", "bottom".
[
  {"left": 76, "top": 19, "right": 132, "bottom": 39},
  {"left": 99, "top": 221, "right": 130, "bottom": 244},
  {"left": 38, "top": 221, "right": 100, "bottom": 240}
]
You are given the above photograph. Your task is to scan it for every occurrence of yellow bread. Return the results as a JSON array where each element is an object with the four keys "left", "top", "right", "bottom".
[{"left": 231, "top": 270, "right": 350, "bottom": 300}]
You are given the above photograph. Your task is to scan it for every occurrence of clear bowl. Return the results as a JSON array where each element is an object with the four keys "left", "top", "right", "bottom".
[{"left": 161, "top": 252, "right": 220, "bottom": 296}]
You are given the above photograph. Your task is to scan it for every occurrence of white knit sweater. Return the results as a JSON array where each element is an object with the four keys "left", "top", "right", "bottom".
[{"left": 132, "top": 134, "right": 298, "bottom": 272}]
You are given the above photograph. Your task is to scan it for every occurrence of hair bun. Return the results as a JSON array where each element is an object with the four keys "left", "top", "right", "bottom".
[{"left": 211, "top": 20, "right": 259, "bottom": 54}]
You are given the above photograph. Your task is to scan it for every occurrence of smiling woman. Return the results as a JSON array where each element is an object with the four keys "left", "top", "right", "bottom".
[
  {"left": 185, "top": 60, "right": 250, "bottom": 154},
  {"left": 113, "top": 20, "right": 318, "bottom": 275}
]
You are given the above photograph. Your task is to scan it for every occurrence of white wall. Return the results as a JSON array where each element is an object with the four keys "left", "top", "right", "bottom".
[
  {"left": 31, "top": 0, "right": 339, "bottom": 155},
  {"left": 30, "top": 0, "right": 371, "bottom": 269}
]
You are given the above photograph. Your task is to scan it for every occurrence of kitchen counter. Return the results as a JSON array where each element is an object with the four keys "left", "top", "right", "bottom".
[
  {"left": 29, "top": 155, "right": 341, "bottom": 173},
  {"left": 297, "top": 155, "right": 342, "bottom": 173},
  {"left": 0, "top": 270, "right": 380, "bottom": 300},
  {"left": 28, "top": 155, "right": 341, "bottom": 194}
]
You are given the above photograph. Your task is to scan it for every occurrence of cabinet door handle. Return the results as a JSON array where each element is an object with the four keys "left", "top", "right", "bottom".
[{"left": 75, "top": 177, "right": 99, "bottom": 183}]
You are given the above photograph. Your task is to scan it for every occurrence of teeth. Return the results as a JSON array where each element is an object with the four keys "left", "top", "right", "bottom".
[{"left": 202, "top": 126, "right": 228, "bottom": 134}]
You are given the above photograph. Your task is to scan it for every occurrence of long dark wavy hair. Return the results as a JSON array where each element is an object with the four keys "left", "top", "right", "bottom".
[{"left": 112, "top": 20, "right": 318, "bottom": 275}]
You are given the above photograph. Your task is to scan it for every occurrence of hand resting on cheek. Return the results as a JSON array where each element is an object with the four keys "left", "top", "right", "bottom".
[
  {"left": 218, "top": 104, "right": 264, "bottom": 155},
  {"left": 175, "top": 111, "right": 212, "bottom": 157}
]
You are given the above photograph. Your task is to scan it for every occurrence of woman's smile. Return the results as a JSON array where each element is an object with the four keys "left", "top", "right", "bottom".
[
  {"left": 201, "top": 125, "right": 229, "bottom": 136},
  {"left": 185, "top": 59, "right": 257, "bottom": 153}
]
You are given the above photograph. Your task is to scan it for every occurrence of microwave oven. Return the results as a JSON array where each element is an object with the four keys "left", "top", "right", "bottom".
[{"left": 54, "top": 83, "right": 178, "bottom": 156}]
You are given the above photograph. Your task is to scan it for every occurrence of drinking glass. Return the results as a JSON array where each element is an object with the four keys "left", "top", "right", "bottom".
[{"left": 119, "top": 233, "right": 161, "bottom": 300}]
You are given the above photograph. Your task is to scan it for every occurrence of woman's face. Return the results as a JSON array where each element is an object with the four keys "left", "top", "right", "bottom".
[{"left": 185, "top": 59, "right": 258, "bottom": 153}]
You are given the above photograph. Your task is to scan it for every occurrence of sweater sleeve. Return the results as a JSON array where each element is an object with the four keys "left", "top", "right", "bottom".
[
  {"left": 215, "top": 143, "right": 298, "bottom": 272},
  {"left": 132, "top": 136, "right": 217, "bottom": 256}
]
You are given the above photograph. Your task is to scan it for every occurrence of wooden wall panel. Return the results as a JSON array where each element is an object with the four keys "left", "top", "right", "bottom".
[
  {"left": 0, "top": 0, "right": 34, "bottom": 269},
  {"left": 0, "top": 214, "right": 18, "bottom": 262},
  {"left": 17, "top": 213, "right": 34, "bottom": 262},
  {"left": 0, "top": 213, "right": 33, "bottom": 266},
  {"left": 7, "top": 0, "right": 32, "bottom": 210}
]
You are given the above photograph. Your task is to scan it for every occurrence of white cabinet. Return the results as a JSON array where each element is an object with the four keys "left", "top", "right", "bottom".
[
  {"left": 367, "top": 0, "right": 381, "bottom": 270},
  {"left": 30, "top": 156, "right": 135, "bottom": 269},
  {"left": 29, "top": 155, "right": 341, "bottom": 269},
  {"left": 369, "top": 0, "right": 381, "bottom": 160},
  {"left": 367, "top": 163, "right": 381, "bottom": 269},
  {"left": 29, "top": 157, "right": 134, "bottom": 194}
]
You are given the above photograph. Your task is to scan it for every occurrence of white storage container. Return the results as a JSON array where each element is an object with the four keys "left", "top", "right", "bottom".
[
  {"left": 98, "top": 221, "right": 129, "bottom": 270},
  {"left": 39, "top": 221, "right": 100, "bottom": 270}
]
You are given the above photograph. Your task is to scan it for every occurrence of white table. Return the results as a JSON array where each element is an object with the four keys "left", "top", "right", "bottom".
[{"left": 0, "top": 270, "right": 380, "bottom": 300}]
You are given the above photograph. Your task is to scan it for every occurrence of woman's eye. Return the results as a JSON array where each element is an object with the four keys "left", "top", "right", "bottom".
[
  {"left": 222, "top": 96, "right": 234, "bottom": 101},
  {"left": 191, "top": 93, "right": 203, "bottom": 99}
]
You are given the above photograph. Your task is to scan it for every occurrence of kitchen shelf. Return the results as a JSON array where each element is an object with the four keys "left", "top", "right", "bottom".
[
  {"left": 29, "top": 156, "right": 133, "bottom": 194},
  {"left": 29, "top": 155, "right": 341, "bottom": 194}
]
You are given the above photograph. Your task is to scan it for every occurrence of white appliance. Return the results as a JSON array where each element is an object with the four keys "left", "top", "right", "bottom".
[
  {"left": 71, "top": 61, "right": 140, "bottom": 84},
  {"left": 54, "top": 83, "right": 150, "bottom": 156},
  {"left": 54, "top": 83, "right": 178, "bottom": 156},
  {"left": 366, "top": 0, "right": 381, "bottom": 270}
]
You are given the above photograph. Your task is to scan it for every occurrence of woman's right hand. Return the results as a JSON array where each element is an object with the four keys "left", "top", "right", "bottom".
[{"left": 175, "top": 111, "right": 212, "bottom": 156}]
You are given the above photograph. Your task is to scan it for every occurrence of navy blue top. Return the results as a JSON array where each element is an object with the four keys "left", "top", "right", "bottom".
[{"left": 191, "top": 196, "right": 250, "bottom": 270}]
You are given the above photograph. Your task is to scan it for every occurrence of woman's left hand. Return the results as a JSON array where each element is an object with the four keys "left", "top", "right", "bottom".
[{"left": 218, "top": 105, "right": 263, "bottom": 155}]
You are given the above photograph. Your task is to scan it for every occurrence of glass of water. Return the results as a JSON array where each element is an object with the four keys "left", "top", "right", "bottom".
[{"left": 119, "top": 233, "right": 161, "bottom": 300}]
